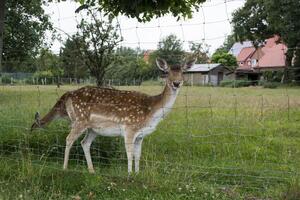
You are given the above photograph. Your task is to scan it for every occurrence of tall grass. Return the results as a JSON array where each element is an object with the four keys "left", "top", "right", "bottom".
[{"left": 0, "top": 85, "right": 300, "bottom": 199}]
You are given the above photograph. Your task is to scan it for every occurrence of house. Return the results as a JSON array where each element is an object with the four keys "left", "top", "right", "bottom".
[
  {"left": 231, "top": 35, "right": 288, "bottom": 81},
  {"left": 184, "top": 63, "right": 233, "bottom": 86}
]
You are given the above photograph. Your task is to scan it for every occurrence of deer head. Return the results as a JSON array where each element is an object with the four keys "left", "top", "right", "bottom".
[{"left": 156, "top": 58, "right": 197, "bottom": 91}]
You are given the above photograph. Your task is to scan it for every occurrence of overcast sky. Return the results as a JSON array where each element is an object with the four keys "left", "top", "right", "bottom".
[{"left": 45, "top": 0, "right": 245, "bottom": 55}]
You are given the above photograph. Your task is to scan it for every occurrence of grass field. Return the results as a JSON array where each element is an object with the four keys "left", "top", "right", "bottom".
[{"left": 0, "top": 84, "right": 300, "bottom": 199}]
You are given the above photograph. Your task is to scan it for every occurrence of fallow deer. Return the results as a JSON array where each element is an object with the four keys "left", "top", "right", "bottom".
[{"left": 31, "top": 58, "right": 196, "bottom": 174}]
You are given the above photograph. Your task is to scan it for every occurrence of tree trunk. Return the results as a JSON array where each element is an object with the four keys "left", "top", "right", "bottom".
[
  {"left": 96, "top": 77, "right": 104, "bottom": 87},
  {"left": 294, "top": 49, "right": 300, "bottom": 84},
  {"left": 93, "top": 66, "right": 106, "bottom": 87},
  {"left": 0, "top": 0, "right": 6, "bottom": 71}
]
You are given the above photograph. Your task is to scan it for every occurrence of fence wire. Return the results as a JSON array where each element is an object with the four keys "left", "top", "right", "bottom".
[
  {"left": 1, "top": 0, "right": 300, "bottom": 198},
  {"left": 0, "top": 80, "right": 300, "bottom": 194}
]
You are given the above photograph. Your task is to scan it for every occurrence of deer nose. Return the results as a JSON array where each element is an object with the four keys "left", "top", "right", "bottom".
[{"left": 172, "top": 81, "right": 181, "bottom": 88}]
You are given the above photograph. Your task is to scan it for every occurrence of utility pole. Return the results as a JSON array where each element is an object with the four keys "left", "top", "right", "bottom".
[{"left": 0, "top": 0, "right": 5, "bottom": 72}]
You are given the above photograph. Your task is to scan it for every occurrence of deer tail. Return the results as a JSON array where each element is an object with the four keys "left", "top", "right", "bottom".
[{"left": 30, "top": 92, "right": 70, "bottom": 131}]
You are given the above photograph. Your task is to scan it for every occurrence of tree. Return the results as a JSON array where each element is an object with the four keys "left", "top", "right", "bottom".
[
  {"left": 76, "top": 0, "right": 206, "bottom": 22},
  {"left": 2, "top": 0, "right": 53, "bottom": 72},
  {"left": 215, "top": 34, "right": 236, "bottom": 53},
  {"left": 36, "top": 48, "right": 63, "bottom": 77},
  {"left": 77, "top": 9, "right": 122, "bottom": 86},
  {"left": 211, "top": 50, "right": 237, "bottom": 70},
  {"left": 156, "top": 34, "right": 185, "bottom": 65},
  {"left": 60, "top": 35, "right": 89, "bottom": 79},
  {"left": 189, "top": 42, "right": 210, "bottom": 64},
  {"left": 146, "top": 35, "right": 185, "bottom": 78},
  {"left": 232, "top": 0, "right": 300, "bottom": 82},
  {"left": 105, "top": 47, "right": 151, "bottom": 82}
]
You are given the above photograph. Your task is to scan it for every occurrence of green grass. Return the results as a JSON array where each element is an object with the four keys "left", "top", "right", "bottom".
[{"left": 0, "top": 85, "right": 300, "bottom": 199}]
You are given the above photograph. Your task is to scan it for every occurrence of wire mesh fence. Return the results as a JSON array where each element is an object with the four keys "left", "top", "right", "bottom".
[
  {"left": 0, "top": 79, "right": 300, "bottom": 196},
  {"left": 1, "top": 0, "right": 300, "bottom": 198}
]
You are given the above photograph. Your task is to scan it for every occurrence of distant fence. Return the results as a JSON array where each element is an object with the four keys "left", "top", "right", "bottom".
[
  {"left": 0, "top": 72, "right": 33, "bottom": 79},
  {"left": 0, "top": 74, "right": 147, "bottom": 86}
]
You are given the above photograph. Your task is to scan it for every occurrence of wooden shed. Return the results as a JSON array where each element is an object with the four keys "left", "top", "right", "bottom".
[{"left": 184, "top": 63, "right": 233, "bottom": 86}]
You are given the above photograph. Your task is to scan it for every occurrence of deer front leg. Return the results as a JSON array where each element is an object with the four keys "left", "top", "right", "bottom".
[
  {"left": 63, "top": 123, "right": 86, "bottom": 170},
  {"left": 81, "top": 130, "right": 97, "bottom": 173},
  {"left": 134, "top": 136, "right": 143, "bottom": 173},
  {"left": 124, "top": 135, "right": 134, "bottom": 174}
]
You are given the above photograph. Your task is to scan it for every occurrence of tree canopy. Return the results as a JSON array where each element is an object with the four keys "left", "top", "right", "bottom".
[
  {"left": 59, "top": 36, "right": 89, "bottom": 79},
  {"left": 77, "top": 10, "right": 121, "bottom": 86},
  {"left": 2, "top": 0, "right": 53, "bottom": 72},
  {"left": 211, "top": 49, "right": 237, "bottom": 70},
  {"left": 105, "top": 47, "right": 151, "bottom": 82},
  {"left": 189, "top": 42, "right": 210, "bottom": 64},
  {"left": 75, "top": 0, "right": 206, "bottom": 22},
  {"left": 214, "top": 34, "right": 236, "bottom": 53},
  {"left": 155, "top": 34, "right": 185, "bottom": 65}
]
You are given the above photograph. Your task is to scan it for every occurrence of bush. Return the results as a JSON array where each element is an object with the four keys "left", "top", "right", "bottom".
[
  {"left": 33, "top": 70, "right": 54, "bottom": 84},
  {"left": 0, "top": 75, "right": 17, "bottom": 84},
  {"left": 33, "top": 70, "right": 53, "bottom": 79},
  {"left": 220, "top": 79, "right": 234, "bottom": 87},
  {"left": 25, "top": 78, "right": 35, "bottom": 85},
  {"left": 220, "top": 79, "right": 253, "bottom": 88},
  {"left": 262, "top": 82, "right": 279, "bottom": 89}
]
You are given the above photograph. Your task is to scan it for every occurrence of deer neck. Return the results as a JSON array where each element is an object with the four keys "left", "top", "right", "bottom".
[{"left": 151, "top": 82, "right": 179, "bottom": 117}]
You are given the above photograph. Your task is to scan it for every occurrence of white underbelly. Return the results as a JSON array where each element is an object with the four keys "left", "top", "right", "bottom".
[{"left": 91, "top": 126, "right": 125, "bottom": 137}]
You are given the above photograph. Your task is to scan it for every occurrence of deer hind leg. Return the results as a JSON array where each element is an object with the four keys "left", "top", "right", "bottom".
[
  {"left": 81, "top": 129, "right": 97, "bottom": 173},
  {"left": 124, "top": 135, "right": 135, "bottom": 174},
  {"left": 63, "top": 123, "right": 86, "bottom": 170},
  {"left": 134, "top": 136, "right": 143, "bottom": 173}
]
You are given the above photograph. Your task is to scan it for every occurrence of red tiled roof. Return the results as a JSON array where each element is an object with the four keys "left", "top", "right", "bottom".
[
  {"left": 237, "top": 47, "right": 256, "bottom": 62},
  {"left": 256, "top": 43, "right": 287, "bottom": 69}
]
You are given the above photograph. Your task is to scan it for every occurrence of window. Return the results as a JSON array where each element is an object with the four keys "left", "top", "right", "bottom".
[{"left": 251, "top": 59, "right": 257, "bottom": 66}]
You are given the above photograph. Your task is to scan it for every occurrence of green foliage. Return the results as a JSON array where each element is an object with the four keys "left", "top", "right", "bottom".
[
  {"left": 262, "top": 71, "right": 284, "bottom": 82},
  {"left": 262, "top": 82, "right": 279, "bottom": 89},
  {"left": 1, "top": 85, "right": 300, "bottom": 199},
  {"left": 33, "top": 70, "right": 53, "bottom": 79},
  {"left": 105, "top": 47, "right": 153, "bottom": 82},
  {"left": 215, "top": 34, "right": 236, "bottom": 53},
  {"left": 291, "top": 49, "right": 300, "bottom": 82},
  {"left": 157, "top": 34, "right": 185, "bottom": 65},
  {"left": 77, "top": 9, "right": 121, "bottom": 86},
  {"left": 189, "top": 42, "right": 210, "bottom": 64},
  {"left": 59, "top": 35, "right": 89, "bottom": 79},
  {"left": 0, "top": 75, "right": 13, "bottom": 84},
  {"left": 281, "top": 181, "right": 300, "bottom": 200},
  {"left": 211, "top": 50, "right": 237, "bottom": 70},
  {"left": 220, "top": 79, "right": 252, "bottom": 87},
  {"left": 76, "top": 0, "right": 206, "bottom": 22},
  {"left": 36, "top": 48, "right": 63, "bottom": 77},
  {"left": 3, "top": 0, "right": 53, "bottom": 72},
  {"left": 232, "top": 0, "right": 300, "bottom": 82},
  {"left": 143, "top": 35, "right": 186, "bottom": 80}
]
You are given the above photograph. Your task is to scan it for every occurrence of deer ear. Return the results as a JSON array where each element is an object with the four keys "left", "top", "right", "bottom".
[
  {"left": 156, "top": 58, "right": 168, "bottom": 72},
  {"left": 182, "top": 58, "right": 197, "bottom": 71}
]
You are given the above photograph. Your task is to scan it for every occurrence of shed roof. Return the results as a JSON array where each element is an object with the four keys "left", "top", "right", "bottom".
[{"left": 186, "top": 63, "right": 222, "bottom": 73}]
